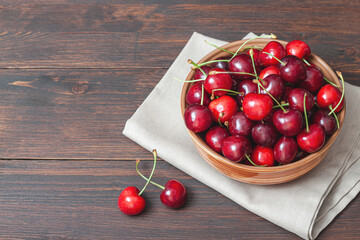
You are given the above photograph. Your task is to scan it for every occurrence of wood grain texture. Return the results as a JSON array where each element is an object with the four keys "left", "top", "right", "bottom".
[{"left": 0, "top": 160, "right": 359, "bottom": 240}]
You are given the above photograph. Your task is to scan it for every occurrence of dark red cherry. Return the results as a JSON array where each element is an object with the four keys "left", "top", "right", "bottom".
[
  {"left": 286, "top": 40, "right": 311, "bottom": 60},
  {"left": 273, "top": 108, "right": 303, "bottom": 136},
  {"left": 251, "top": 145, "right": 275, "bottom": 166},
  {"left": 204, "top": 68, "right": 233, "bottom": 96},
  {"left": 194, "top": 66, "right": 211, "bottom": 80},
  {"left": 251, "top": 123, "right": 278, "bottom": 147},
  {"left": 229, "top": 54, "right": 258, "bottom": 80},
  {"left": 282, "top": 86, "right": 293, "bottom": 101},
  {"left": 228, "top": 112, "right": 254, "bottom": 137},
  {"left": 186, "top": 83, "right": 211, "bottom": 106},
  {"left": 236, "top": 80, "right": 257, "bottom": 104},
  {"left": 208, "top": 95, "right": 237, "bottom": 123},
  {"left": 297, "top": 124, "right": 325, "bottom": 153},
  {"left": 160, "top": 179, "right": 187, "bottom": 209},
  {"left": 263, "top": 108, "right": 276, "bottom": 123},
  {"left": 259, "top": 65, "right": 281, "bottom": 80},
  {"left": 222, "top": 136, "right": 252, "bottom": 162},
  {"left": 287, "top": 88, "right": 314, "bottom": 113},
  {"left": 259, "top": 41, "right": 286, "bottom": 67},
  {"left": 205, "top": 126, "right": 230, "bottom": 153},
  {"left": 247, "top": 48, "right": 261, "bottom": 65},
  {"left": 312, "top": 109, "right": 337, "bottom": 135},
  {"left": 118, "top": 186, "right": 146, "bottom": 216},
  {"left": 211, "top": 57, "right": 229, "bottom": 70},
  {"left": 242, "top": 93, "right": 273, "bottom": 121},
  {"left": 184, "top": 104, "right": 213, "bottom": 133},
  {"left": 260, "top": 74, "right": 286, "bottom": 100},
  {"left": 300, "top": 65, "right": 324, "bottom": 93},
  {"left": 273, "top": 136, "right": 298, "bottom": 164},
  {"left": 317, "top": 84, "right": 344, "bottom": 113},
  {"left": 278, "top": 55, "right": 307, "bottom": 85}
]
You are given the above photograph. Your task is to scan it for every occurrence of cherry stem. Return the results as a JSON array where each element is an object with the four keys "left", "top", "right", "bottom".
[
  {"left": 255, "top": 79, "right": 286, "bottom": 112},
  {"left": 303, "top": 93, "right": 309, "bottom": 132},
  {"left": 197, "top": 59, "right": 230, "bottom": 67},
  {"left": 262, "top": 51, "right": 285, "bottom": 66},
  {"left": 245, "top": 154, "right": 267, "bottom": 167},
  {"left": 212, "top": 88, "right": 242, "bottom": 96},
  {"left": 218, "top": 114, "right": 224, "bottom": 127},
  {"left": 200, "top": 84, "right": 204, "bottom": 105},
  {"left": 242, "top": 46, "right": 263, "bottom": 50},
  {"left": 137, "top": 149, "right": 165, "bottom": 194},
  {"left": 174, "top": 77, "right": 205, "bottom": 83},
  {"left": 230, "top": 34, "right": 276, "bottom": 60},
  {"left": 329, "top": 106, "right": 340, "bottom": 129},
  {"left": 204, "top": 40, "right": 235, "bottom": 54},
  {"left": 249, "top": 49, "right": 258, "bottom": 77},
  {"left": 188, "top": 59, "right": 207, "bottom": 77},
  {"left": 273, "top": 103, "right": 289, "bottom": 108},
  {"left": 302, "top": 58, "right": 338, "bottom": 87},
  {"left": 328, "top": 71, "right": 345, "bottom": 115}
]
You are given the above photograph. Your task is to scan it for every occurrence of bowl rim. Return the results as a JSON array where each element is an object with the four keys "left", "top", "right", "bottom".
[{"left": 180, "top": 38, "right": 346, "bottom": 173}]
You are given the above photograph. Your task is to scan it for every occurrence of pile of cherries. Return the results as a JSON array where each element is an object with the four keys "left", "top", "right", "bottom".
[{"left": 184, "top": 35, "right": 345, "bottom": 167}]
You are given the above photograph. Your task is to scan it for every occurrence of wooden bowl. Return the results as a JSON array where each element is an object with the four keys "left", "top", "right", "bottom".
[{"left": 180, "top": 38, "right": 346, "bottom": 185}]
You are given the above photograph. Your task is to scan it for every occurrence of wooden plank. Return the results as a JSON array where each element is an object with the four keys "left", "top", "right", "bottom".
[
  {"left": 0, "top": 2, "right": 357, "bottom": 73},
  {"left": 0, "top": 159, "right": 358, "bottom": 239}
]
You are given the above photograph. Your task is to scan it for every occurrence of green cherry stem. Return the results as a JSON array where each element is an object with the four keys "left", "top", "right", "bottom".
[
  {"left": 204, "top": 40, "right": 235, "bottom": 54},
  {"left": 136, "top": 149, "right": 165, "bottom": 191},
  {"left": 303, "top": 93, "right": 309, "bottom": 132},
  {"left": 245, "top": 154, "right": 267, "bottom": 167},
  {"left": 218, "top": 113, "right": 224, "bottom": 127},
  {"left": 249, "top": 49, "right": 258, "bottom": 77},
  {"left": 212, "top": 88, "right": 242, "bottom": 96},
  {"left": 302, "top": 58, "right": 338, "bottom": 87},
  {"left": 328, "top": 71, "right": 345, "bottom": 115},
  {"left": 242, "top": 46, "right": 263, "bottom": 50},
  {"left": 188, "top": 59, "right": 207, "bottom": 77},
  {"left": 273, "top": 102, "right": 289, "bottom": 108},
  {"left": 174, "top": 77, "right": 205, "bottom": 83},
  {"left": 201, "top": 84, "right": 204, "bottom": 105},
  {"left": 302, "top": 58, "right": 311, "bottom": 66},
  {"left": 197, "top": 59, "right": 230, "bottom": 67},
  {"left": 255, "top": 79, "right": 287, "bottom": 112},
  {"left": 262, "top": 51, "right": 286, "bottom": 66},
  {"left": 329, "top": 106, "right": 340, "bottom": 129}
]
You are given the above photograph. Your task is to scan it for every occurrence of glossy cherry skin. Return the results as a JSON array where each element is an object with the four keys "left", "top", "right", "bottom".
[
  {"left": 205, "top": 126, "right": 230, "bottom": 153},
  {"left": 247, "top": 48, "right": 261, "bottom": 65},
  {"left": 259, "top": 41, "right": 286, "bottom": 67},
  {"left": 160, "top": 179, "right": 187, "bottom": 209},
  {"left": 259, "top": 65, "right": 281, "bottom": 80},
  {"left": 209, "top": 96, "right": 237, "bottom": 123},
  {"left": 251, "top": 122, "right": 278, "bottom": 147},
  {"left": 204, "top": 68, "right": 233, "bottom": 96},
  {"left": 236, "top": 80, "right": 257, "bottom": 104},
  {"left": 242, "top": 93, "right": 273, "bottom": 121},
  {"left": 184, "top": 104, "right": 213, "bottom": 133},
  {"left": 194, "top": 66, "right": 211, "bottom": 80},
  {"left": 317, "top": 84, "right": 344, "bottom": 113},
  {"left": 297, "top": 124, "right": 325, "bottom": 153},
  {"left": 273, "top": 136, "right": 298, "bottom": 164},
  {"left": 186, "top": 83, "right": 211, "bottom": 106},
  {"left": 287, "top": 88, "right": 314, "bottom": 113},
  {"left": 286, "top": 40, "right": 311, "bottom": 60},
  {"left": 211, "top": 57, "right": 229, "bottom": 70},
  {"left": 222, "top": 136, "right": 252, "bottom": 162},
  {"left": 260, "top": 74, "right": 286, "bottom": 100},
  {"left": 312, "top": 109, "right": 337, "bottom": 135},
  {"left": 300, "top": 65, "right": 324, "bottom": 93},
  {"left": 228, "top": 112, "right": 254, "bottom": 137},
  {"left": 273, "top": 108, "right": 303, "bottom": 136},
  {"left": 251, "top": 145, "right": 275, "bottom": 166},
  {"left": 278, "top": 55, "right": 307, "bottom": 85},
  {"left": 118, "top": 186, "right": 145, "bottom": 216},
  {"left": 229, "top": 54, "right": 258, "bottom": 80}
]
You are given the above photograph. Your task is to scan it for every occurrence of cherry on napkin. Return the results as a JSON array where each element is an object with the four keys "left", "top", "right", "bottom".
[{"left": 123, "top": 32, "right": 360, "bottom": 240}]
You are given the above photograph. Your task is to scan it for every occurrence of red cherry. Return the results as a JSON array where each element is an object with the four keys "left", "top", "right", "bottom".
[
  {"left": 186, "top": 83, "right": 211, "bottom": 106},
  {"left": 251, "top": 145, "right": 275, "bottom": 166},
  {"left": 297, "top": 124, "right": 325, "bottom": 153},
  {"left": 260, "top": 74, "right": 286, "bottom": 100},
  {"left": 278, "top": 55, "right": 307, "bottom": 85},
  {"left": 229, "top": 54, "right": 258, "bottom": 80},
  {"left": 273, "top": 136, "right": 298, "bottom": 164},
  {"left": 228, "top": 112, "right": 254, "bottom": 137},
  {"left": 205, "top": 126, "right": 230, "bottom": 153},
  {"left": 118, "top": 186, "right": 146, "bottom": 216},
  {"left": 222, "top": 136, "right": 252, "bottom": 162},
  {"left": 242, "top": 93, "right": 273, "bottom": 121},
  {"left": 312, "top": 109, "right": 337, "bottom": 135},
  {"left": 286, "top": 40, "right": 311, "bottom": 60},
  {"left": 209, "top": 95, "right": 237, "bottom": 123},
  {"left": 184, "top": 104, "right": 213, "bottom": 133},
  {"left": 259, "top": 66, "right": 281, "bottom": 80},
  {"left": 247, "top": 48, "right": 261, "bottom": 65},
  {"left": 300, "top": 65, "right": 324, "bottom": 93},
  {"left": 211, "top": 57, "right": 230, "bottom": 70},
  {"left": 317, "top": 84, "right": 344, "bottom": 113},
  {"left": 251, "top": 122, "right": 278, "bottom": 147},
  {"left": 273, "top": 108, "right": 303, "bottom": 136},
  {"left": 194, "top": 66, "right": 211, "bottom": 80},
  {"left": 160, "top": 179, "right": 187, "bottom": 209},
  {"left": 204, "top": 68, "right": 233, "bottom": 96},
  {"left": 236, "top": 80, "right": 258, "bottom": 104},
  {"left": 259, "top": 41, "right": 286, "bottom": 67},
  {"left": 287, "top": 88, "right": 314, "bottom": 113}
]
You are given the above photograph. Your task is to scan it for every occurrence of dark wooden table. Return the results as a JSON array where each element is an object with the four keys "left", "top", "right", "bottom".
[{"left": 0, "top": 1, "right": 359, "bottom": 239}]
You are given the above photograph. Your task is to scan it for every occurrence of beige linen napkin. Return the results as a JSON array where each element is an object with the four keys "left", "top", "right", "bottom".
[{"left": 123, "top": 32, "right": 360, "bottom": 239}]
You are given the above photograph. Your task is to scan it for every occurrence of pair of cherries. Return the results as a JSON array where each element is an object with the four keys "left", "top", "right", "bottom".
[
  {"left": 184, "top": 35, "right": 344, "bottom": 167},
  {"left": 118, "top": 150, "right": 187, "bottom": 215}
]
